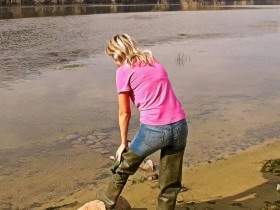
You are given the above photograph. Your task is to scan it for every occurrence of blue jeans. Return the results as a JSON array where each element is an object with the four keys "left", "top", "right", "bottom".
[
  {"left": 99, "top": 118, "right": 188, "bottom": 210},
  {"left": 129, "top": 118, "right": 188, "bottom": 157}
]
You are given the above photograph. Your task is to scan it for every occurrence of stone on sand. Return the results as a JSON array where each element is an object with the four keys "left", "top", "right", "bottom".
[
  {"left": 140, "top": 159, "right": 154, "bottom": 172},
  {"left": 78, "top": 197, "right": 131, "bottom": 210},
  {"left": 77, "top": 137, "right": 87, "bottom": 143},
  {"left": 87, "top": 135, "right": 97, "bottom": 141},
  {"left": 109, "top": 155, "right": 116, "bottom": 160},
  {"left": 96, "top": 149, "right": 109, "bottom": 155},
  {"left": 176, "top": 194, "right": 184, "bottom": 203},
  {"left": 89, "top": 142, "right": 104, "bottom": 149},
  {"left": 77, "top": 200, "right": 105, "bottom": 210},
  {"left": 66, "top": 133, "right": 81, "bottom": 141},
  {"left": 85, "top": 140, "right": 95, "bottom": 145}
]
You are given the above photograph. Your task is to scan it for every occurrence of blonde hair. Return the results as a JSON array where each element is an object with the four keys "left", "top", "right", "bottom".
[{"left": 105, "top": 33, "right": 156, "bottom": 67}]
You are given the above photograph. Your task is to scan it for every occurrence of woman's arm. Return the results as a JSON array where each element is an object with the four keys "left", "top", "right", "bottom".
[{"left": 118, "top": 92, "right": 131, "bottom": 147}]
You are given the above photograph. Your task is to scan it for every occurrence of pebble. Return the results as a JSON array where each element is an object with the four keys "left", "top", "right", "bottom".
[
  {"left": 90, "top": 142, "right": 104, "bottom": 149},
  {"left": 87, "top": 135, "right": 97, "bottom": 141},
  {"left": 85, "top": 140, "right": 94, "bottom": 145},
  {"left": 109, "top": 156, "right": 116, "bottom": 160},
  {"left": 140, "top": 159, "right": 154, "bottom": 172},
  {"left": 77, "top": 137, "right": 86, "bottom": 143},
  {"left": 77, "top": 200, "right": 105, "bottom": 210},
  {"left": 89, "top": 145, "right": 97, "bottom": 149},
  {"left": 72, "top": 144, "right": 86, "bottom": 149},
  {"left": 180, "top": 186, "right": 189, "bottom": 192},
  {"left": 176, "top": 194, "right": 184, "bottom": 203},
  {"left": 100, "top": 150, "right": 109, "bottom": 155},
  {"left": 94, "top": 148, "right": 109, "bottom": 154},
  {"left": 94, "top": 131, "right": 107, "bottom": 136},
  {"left": 94, "top": 131, "right": 107, "bottom": 140},
  {"left": 66, "top": 133, "right": 81, "bottom": 141},
  {"left": 71, "top": 140, "right": 80, "bottom": 145},
  {"left": 277, "top": 184, "right": 280, "bottom": 192}
]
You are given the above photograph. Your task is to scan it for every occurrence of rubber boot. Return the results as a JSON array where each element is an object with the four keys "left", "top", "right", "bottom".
[
  {"left": 157, "top": 148, "right": 185, "bottom": 210},
  {"left": 97, "top": 148, "right": 145, "bottom": 209}
]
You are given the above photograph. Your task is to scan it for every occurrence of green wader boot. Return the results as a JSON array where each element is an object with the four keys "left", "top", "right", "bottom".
[
  {"left": 157, "top": 148, "right": 185, "bottom": 210},
  {"left": 97, "top": 148, "right": 145, "bottom": 209}
]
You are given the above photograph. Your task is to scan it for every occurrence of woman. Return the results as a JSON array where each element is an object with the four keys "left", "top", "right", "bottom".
[{"left": 94, "top": 33, "right": 188, "bottom": 210}]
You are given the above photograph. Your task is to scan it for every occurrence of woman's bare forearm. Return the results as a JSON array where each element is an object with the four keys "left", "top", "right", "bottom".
[{"left": 118, "top": 111, "right": 131, "bottom": 146}]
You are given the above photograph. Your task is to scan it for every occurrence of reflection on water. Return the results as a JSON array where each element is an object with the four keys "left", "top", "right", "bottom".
[
  {"left": 1, "top": 0, "right": 280, "bottom": 19},
  {"left": 0, "top": 4, "right": 181, "bottom": 19}
]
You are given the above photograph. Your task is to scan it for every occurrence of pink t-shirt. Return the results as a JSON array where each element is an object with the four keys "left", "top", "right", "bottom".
[{"left": 116, "top": 60, "right": 187, "bottom": 125}]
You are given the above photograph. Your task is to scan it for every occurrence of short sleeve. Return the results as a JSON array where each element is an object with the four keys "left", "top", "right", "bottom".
[{"left": 115, "top": 66, "right": 132, "bottom": 93}]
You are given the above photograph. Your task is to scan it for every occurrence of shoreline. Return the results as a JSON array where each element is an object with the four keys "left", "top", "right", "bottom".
[
  {"left": 120, "top": 138, "right": 280, "bottom": 210},
  {"left": 0, "top": 131, "right": 279, "bottom": 209},
  {"left": 34, "top": 138, "right": 280, "bottom": 210}
]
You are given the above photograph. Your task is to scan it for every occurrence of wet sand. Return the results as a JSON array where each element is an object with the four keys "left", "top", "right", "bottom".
[
  {"left": 121, "top": 139, "right": 280, "bottom": 210},
  {"left": 0, "top": 7, "right": 280, "bottom": 209},
  {"left": 4, "top": 137, "right": 278, "bottom": 209}
]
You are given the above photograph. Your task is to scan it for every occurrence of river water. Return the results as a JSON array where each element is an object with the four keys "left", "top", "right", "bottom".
[{"left": 0, "top": 5, "right": 280, "bottom": 209}]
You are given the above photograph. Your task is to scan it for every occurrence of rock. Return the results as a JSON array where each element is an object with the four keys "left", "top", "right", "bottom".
[
  {"left": 77, "top": 200, "right": 105, "bottom": 210},
  {"left": 94, "top": 148, "right": 109, "bottom": 154},
  {"left": 109, "top": 156, "right": 116, "bottom": 160},
  {"left": 180, "top": 186, "right": 189, "bottom": 192},
  {"left": 100, "top": 150, "right": 109, "bottom": 155},
  {"left": 78, "top": 137, "right": 86, "bottom": 143},
  {"left": 261, "top": 159, "right": 280, "bottom": 175},
  {"left": 71, "top": 139, "right": 80, "bottom": 145},
  {"left": 94, "top": 131, "right": 108, "bottom": 140},
  {"left": 262, "top": 200, "right": 280, "bottom": 209},
  {"left": 66, "top": 133, "right": 80, "bottom": 141},
  {"left": 277, "top": 184, "right": 280, "bottom": 192},
  {"left": 78, "top": 197, "right": 131, "bottom": 210},
  {"left": 139, "top": 159, "right": 154, "bottom": 172},
  {"left": 72, "top": 144, "right": 86, "bottom": 149},
  {"left": 86, "top": 140, "right": 95, "bottom": 145},
  {"left": 87, "top": 135, "right": 97, "bottom": 141},
  {"left": 176, "top": 194, "right": 184, "bottom": 203},
  {"left": 89, "top": 145, "right": 96, "bottom": 149},
  {"left": 90, "top": 142, "right": 104, "bottom": 149}
]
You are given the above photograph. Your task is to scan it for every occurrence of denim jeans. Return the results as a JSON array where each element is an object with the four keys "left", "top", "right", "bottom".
[
  {"left": 98, "top": 118, "right": 188, "bottom": 210},
  {"left": 130, "top": 118, "right": 188, "bottom": 157}
]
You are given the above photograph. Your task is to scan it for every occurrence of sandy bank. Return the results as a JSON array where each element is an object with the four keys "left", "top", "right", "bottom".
[{"left": 111, "top": 139, "right": 280, "bottom": 210}]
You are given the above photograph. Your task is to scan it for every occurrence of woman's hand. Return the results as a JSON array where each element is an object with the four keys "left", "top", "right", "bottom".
[{"left": 116, "top": 143, "right": 127, "bottom": 162}]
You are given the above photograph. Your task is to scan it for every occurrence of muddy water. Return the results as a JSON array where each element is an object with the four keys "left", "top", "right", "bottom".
[{"left": 0, "top": 7, "right": 280, "bottom": 209}]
